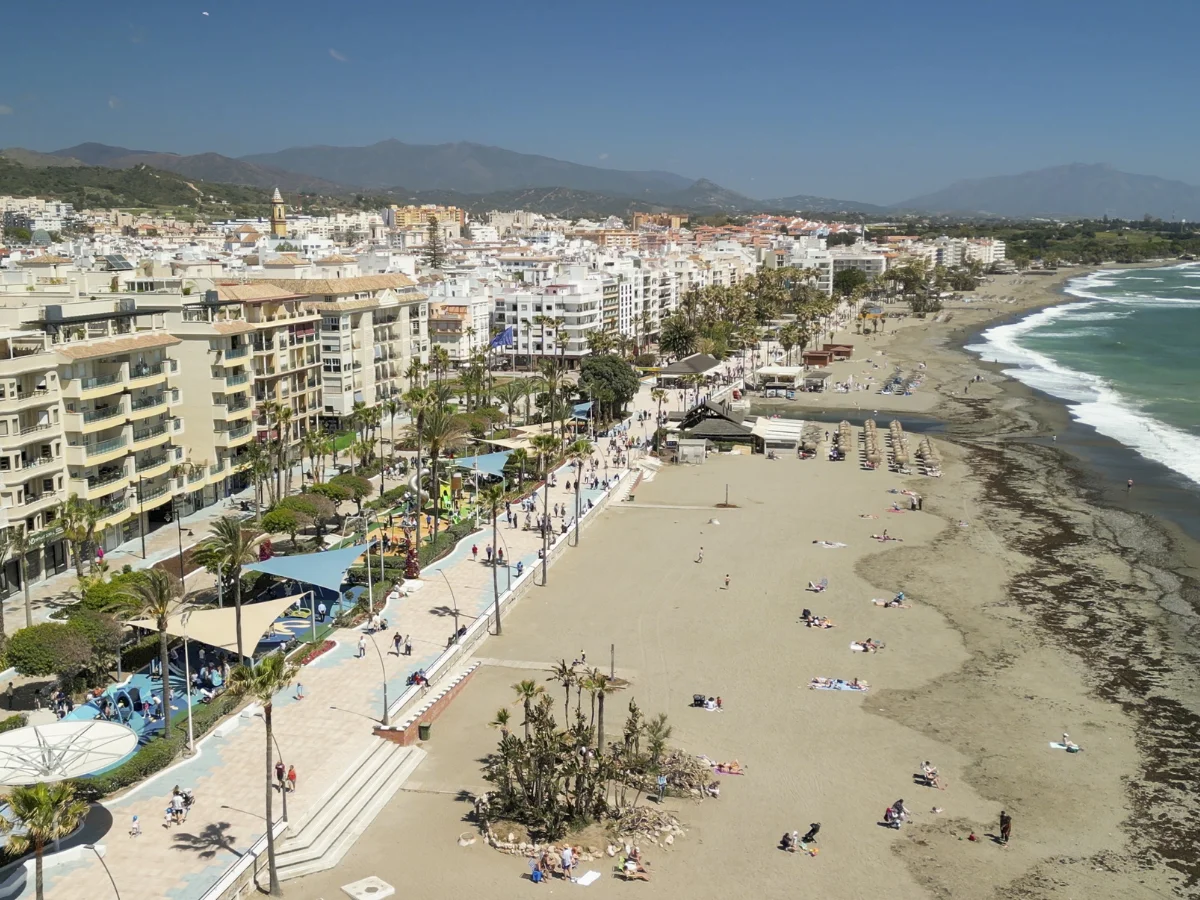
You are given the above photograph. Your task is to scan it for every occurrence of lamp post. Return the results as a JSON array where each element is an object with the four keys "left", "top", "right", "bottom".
[
  {"left": 83, "top": 844, "right": 120, "bottom": 900},
  {"left": 135, "top": 476, "right": 147, "bottom": 559},
  {"left": 216, "top": 560, "right": 224, "bottom": 609},
  {"left": 180, "top": 610, "right": 195, "bottom": 755},
  {"left": 366, "top": 632, "right": 389, "bottom": 726},
  {"left": 173, "top": 493, "right": 185, "bottom": 591},
  {"left": 436, "top": 568, "right": 460, "bottom": 642},
  {"left": 256, "top": 715, "right": 288, "bottom": 823}
]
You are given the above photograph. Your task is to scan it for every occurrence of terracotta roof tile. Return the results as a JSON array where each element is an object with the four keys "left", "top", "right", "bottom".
[{"left": 55, "top": 332, "right": 180, "bottom": 361}]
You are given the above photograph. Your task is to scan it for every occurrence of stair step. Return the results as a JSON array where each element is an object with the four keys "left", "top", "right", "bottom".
[
  {"left": 277, "top": 740, "right": 392, "bottom": 853},
  {"left": 277, "top": 745, "right": 424, "bottom": 881}
]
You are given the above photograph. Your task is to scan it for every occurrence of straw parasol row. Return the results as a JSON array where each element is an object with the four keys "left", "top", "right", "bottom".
[
  {"left": 801, "top": 422, "right": 823, "bottom": 453},
  {"left": 862, "top": 419, "right": 884, "bottom": 469},
  {"left": 888, "top": 420, "right": 911, "bottom": 473},
  {"left": 917, "top": 436, "right": 942, "bottom": 476},
  {"left": 835, "top": 420, "right": 854, "bottom": 450}
]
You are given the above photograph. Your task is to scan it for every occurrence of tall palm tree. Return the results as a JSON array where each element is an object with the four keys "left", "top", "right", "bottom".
[
  {"left": 275, "top": 406, "right": 294, "bottom": 498},
  {"left": 512, "top": 679, "right": 544, "bottom": 742},
  {"left": 404, "top": 387, "right": 428, "bottom": 561},
  {"left": 493, "top": 381, "right": 525, "bottom": 428},
  {"left": 9, "top": 527, "right": 33, "bottom": 629},
  {"left": 651, "top": 387, "right": 666, "bottom": 422},
  {"left": 530, "top": 433, "right": 559, "bottom": 584},
  {"left": 538, "top": 360, "right": 565, "bottom": 444},
  {"left": 419, "top": 406, "right": 467, "bottom": 545},
  {"left": 547, "top": 659, "right": 576, "bottom": 723},
  {"left": 300, "top": 430, "right": 324, "bottom": 484},
  {"left": 226, "top": 652, "right": 297, "bottom": 898},
  {"left": 521, "top": 377, "right": 541, "bottom": 425},
  {"left": 508, "top": 448, "right": 530, "bottom": 491},
  {"left": 0, "top": 529, "right": 10, "bottom": 640},
  {"left": 123, "top": 568, "right": 181, "bottom": 737},
  {"left": 567, "top": 439, "right": 593, "bottom": 546},
  {"left": 480, "top": 483, "right": 505, "bottom": 634},
  {"left": 197, "top": 517, "right": 265, "bottom": 660},
  {"left": 591, "top": 671, "right": 617, "bottom": 753},
  {"left": 59, "top": 494, "right": 99, "bottom": 578},
  {"left": 1, "top": 782, "right": 90, "bottom": 900},
  {"left": 382, "top": 397, "right": 402, "bottom": 488},
  {"left": 488, "top": 706, "right": 511, "bottom": 738}
]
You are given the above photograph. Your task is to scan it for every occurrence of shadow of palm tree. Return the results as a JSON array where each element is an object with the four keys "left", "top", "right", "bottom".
[
  {"left": 171, "top": 821, "right": 241, "bottom": 860},
  {"left": 428, "top": 605, "right": 456, "bottom": 618}
]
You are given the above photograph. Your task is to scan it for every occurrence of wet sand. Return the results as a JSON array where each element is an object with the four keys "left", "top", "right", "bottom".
[{"left": 296, "top": 267, "right": 1195, "bottom": 899}]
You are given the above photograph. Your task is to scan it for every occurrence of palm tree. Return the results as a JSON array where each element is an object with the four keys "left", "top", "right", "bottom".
[
  {"left": 488, "top": 707, "right": 511, "bottom": 738},
  {"left": 591, "top": 672, "right": 617, "bottom": 753},
  {"left": 0, "top": 529, "right": 10, "bottom": 639},
  {"left": 122, "top": 569, "right": 180, "bottom": 737},
  {"left": 566, "top": 439, "right": 593, "bottom": 546},
  {"left": 643, "top": 712, "right": 674, "bottom": 766},
  {"left": 300, "top": 430, "right": 324, "bottom": 484},
  {"left": 349, "top": 438, "right": 373, "bottom": 474},
  {"left": 197, "top": 517, "right": 265, "bottom": 660},
  {"left": 404, "top": 387, "right": 428, "bottom": 560},
  {"left": 508, "top": 448, "right": 530, "bottom": 491},
  {"left": 651, "top": 387, "right": 666, "bottom": 422},
  {"left": 382, "top": 397, "right": 402, "bottom": 485},
  {"left": 226, "top": 652, "right": 297, "bottom": 898},
  {"left": 538, "top": 360, "right": 565, "bottom": 444},
  {"left": 480, "top": 483, "right": 506, "bottom": 634},
  {"left": 59, "top": 494, "right": 98, "bottom": 578},
  {"left": 512, "top": 679, "right": 544, "bottom": 742},
  {"left": 493, "top": 380, "right": 526, "bottom": 428},
  {"left": 420, "top": 406, "right": 467, "bottom": 545},
  {"left": 547, "top": 659, "right": 576, "bottom": 723},
  {"left": 1, "top": 781, "right": 89, "bottom": 900},
  {"left": 9, "top": 527, "right": 33, "bottom": 629},
  {"left": 529, "top": 433, "right": 559, "bottom": 583}
]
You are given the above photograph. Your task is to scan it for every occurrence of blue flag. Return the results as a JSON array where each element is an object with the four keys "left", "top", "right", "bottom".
[{"left": 489, "top": 326, "right": 514, "bottom": 348}]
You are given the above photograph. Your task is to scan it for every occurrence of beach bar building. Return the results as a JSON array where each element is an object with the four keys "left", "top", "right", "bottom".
[
  {"left": 802, "top": 370, "right": 833, "bottom": 392},
  {"left": 656, "top": 353, "right": 721, "bottom": 387},
  {"left": 801, "top": 349, "right": 834, "bottom": 368},
  {"left": 822, "top": 343, "right": 854, "bottom": 360},
  {"left": 754, "top": 364, "right": 804, "bottom": 395},
  {"left": 678, "top": 400, "right": 759, "bottom": 451}
]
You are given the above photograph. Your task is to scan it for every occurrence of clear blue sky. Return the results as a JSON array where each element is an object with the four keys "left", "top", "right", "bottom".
[{"left": 2, "top": 0, "right": 1198, "bottom": 204}]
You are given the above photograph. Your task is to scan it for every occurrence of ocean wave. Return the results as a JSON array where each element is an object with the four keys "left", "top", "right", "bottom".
[
  {"left": 1066, "top": 310, "right": 1132, "bottom": 321},
  {"left": 969, "top": 308, "right": 1200, "bottom": 487}
]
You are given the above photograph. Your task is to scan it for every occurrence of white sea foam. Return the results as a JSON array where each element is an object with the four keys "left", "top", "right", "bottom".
[{"left": 969, "top": 301, "right": 1200, "bottom": 487}]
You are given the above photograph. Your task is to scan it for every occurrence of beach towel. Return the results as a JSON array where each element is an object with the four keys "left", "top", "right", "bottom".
[
  {"left": 809, "top": 678, "right": 869, "bottom": 692},
  {"left": 1049, "top": 742, "right": 1084, "bottom": 752},
  {"left": 849, "top": 642, "right": 882, "bottom": 652},
  {"left": 576, "top": 871, "right": 601, "bottom": 886},
  {"left": 813, "top": 541, "right": 847, "bottom": 548}
]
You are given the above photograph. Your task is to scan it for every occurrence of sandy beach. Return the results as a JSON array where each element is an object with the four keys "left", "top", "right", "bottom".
[{"left": 295, "top": 267, "right": 1195, "bottom": 900}]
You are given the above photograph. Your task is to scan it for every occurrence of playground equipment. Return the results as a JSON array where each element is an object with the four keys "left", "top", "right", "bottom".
[{"left": 406, "top": 466, "right": 432, "bottom": 504}]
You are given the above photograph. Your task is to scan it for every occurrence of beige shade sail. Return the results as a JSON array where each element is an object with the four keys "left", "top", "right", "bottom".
[{"left": 126, "top": 594, "right": 306, "bottom": 657}]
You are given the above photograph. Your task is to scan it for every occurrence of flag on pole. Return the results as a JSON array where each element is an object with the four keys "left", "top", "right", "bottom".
[{"left": 489, "top": 326, "right": 514, "bottom": 349}]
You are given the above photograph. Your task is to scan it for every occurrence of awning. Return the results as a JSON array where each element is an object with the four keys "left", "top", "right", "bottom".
[
  {"left": 452, "top": 451, "right": 512, "bottom": 479},
  {"left": 572, "top": 401, "right": 594, "bottom": 418},
  {"left": 126, "top": 594, "right": 303, "bottom": 656},
  {"left": 243, "top": 543, "right": 369, "bottom": 593}
]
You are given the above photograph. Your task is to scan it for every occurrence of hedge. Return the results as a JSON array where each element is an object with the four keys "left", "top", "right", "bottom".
[
  {"left": 0, "top": 713, "right": 28, "bottom": 734},
  {"left": 73, "top": 693, "right": 241, "bottom": 799}
]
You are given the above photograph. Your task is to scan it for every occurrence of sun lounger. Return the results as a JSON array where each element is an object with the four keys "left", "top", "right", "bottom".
[
  {"left": 807, "top": 579, "right": 828, "bottom": 593},
  {"left": 808, "top": 678, "right": 869, "bottom": 692}
]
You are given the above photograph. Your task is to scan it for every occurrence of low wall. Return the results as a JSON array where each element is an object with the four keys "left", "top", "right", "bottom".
[
  {"left": 385, "top": 464, "right": 638, "bottom": 722},
  {"left": 374, "top": 663, "right": 479, "bottom": 745},
  {"left": 198, "top": 821, "right": 288, "bottom": 900}
]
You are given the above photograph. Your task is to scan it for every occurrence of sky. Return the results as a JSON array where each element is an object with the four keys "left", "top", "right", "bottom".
[{"left": 2, "top": 0, "right": 1199, "bottom": 204}]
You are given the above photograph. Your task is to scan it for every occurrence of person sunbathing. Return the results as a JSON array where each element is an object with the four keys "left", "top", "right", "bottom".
[
  {"left": 622, "top": 857, "right": 650, "bottom": 880},
  {"left": 714, "top": 760, "right": 743, "bottom": 774},
  {"left": 859, "top": 513, "right": 879, "bottom": 519},
  {"left": 862, "top": 638, "right": 880, "bottom": 652},
  {"left": 921, "top": 761, "right": 946, "bottom": 790},
  {"left": 807, "top": 579, "right": 828, "bottom": 592},
  {"left": 808, "top": 616, "right": 835, "bottom": 629}
]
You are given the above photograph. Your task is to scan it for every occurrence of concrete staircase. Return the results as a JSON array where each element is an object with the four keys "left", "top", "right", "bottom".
[{"left": 276, "top": 739, "right": 425, "bottom": 881}]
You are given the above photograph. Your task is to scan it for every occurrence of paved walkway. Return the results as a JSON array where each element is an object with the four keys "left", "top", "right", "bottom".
[{"left": 22, "top": 380, "right": 691, "bottom": 900}]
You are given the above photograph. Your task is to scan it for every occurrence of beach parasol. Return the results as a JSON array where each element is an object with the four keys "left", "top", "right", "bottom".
[{"left": 0, "top": 720, "right": 138, "bottom": 785}]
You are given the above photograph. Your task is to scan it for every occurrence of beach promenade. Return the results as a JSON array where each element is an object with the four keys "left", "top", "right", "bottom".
[{"left": 11, "top": 375, "right": 697, "bottom": 900}]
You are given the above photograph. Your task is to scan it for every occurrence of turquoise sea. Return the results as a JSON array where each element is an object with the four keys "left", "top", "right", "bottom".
[{"left": 967, "top": 264, "right": 1200, "bottom": 487}]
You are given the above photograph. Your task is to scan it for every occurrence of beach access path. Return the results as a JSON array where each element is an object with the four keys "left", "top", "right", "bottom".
[{"left": 23, "top": 373, "right": 709, "bottom": 900}]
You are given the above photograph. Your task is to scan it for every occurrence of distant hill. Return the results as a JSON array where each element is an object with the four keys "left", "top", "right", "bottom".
[
  {"left": 51, "top": 143, "right": 345, "bottom": 194},
  {"left": 241, "top": 139, "right": 696, "bottom": 196},
  {"left": 1, "top": 148, "right": 84, "bottom": 168},
  {"left": 0, "top": 158, "right": 273, "bottom": 215},
  {"left": 760, "top": 192, "right": 890, "bottom": 216},
  {"left": 894, "top": 163, "right": 1200, "bottom": 220}
]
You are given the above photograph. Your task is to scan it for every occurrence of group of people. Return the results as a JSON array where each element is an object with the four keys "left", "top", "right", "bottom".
[
  {"left": 780, "top": 823, "right": 820, "bottom": 852},
  {"left": 801, "top": 609, "right": 835, "bottom": 629},
  {"left": 274, "top": 760, "right": 298, "bottom": 793},
  {"left": 162, "top": 785, "right": 195, "bottom": 827}
]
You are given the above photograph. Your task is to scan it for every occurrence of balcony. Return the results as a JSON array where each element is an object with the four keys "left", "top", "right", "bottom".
[
  {"left": 70, "top": 468, "right": 130, "bottom": 499},
  {"left": 2, "top": 456, "right": 60, "bottom": 485},
  {"left": 127, "top": 362, "right": 168, "bottom": 388},
  {"left": 253, "top": 341, "right": 276, "bottom": 355},
  {"left": 215, "top": 423, "right": 253, "bottom": 448},
  {"left": 134, "top": 482, "right": 174, "bottom": 512},
  {"left": 67, "top": 435, "right": 128, "bottom": 467},
  {"left": 135, "top": 453, "right": 171, "bottom": 480},
  {"left": 11, "top": 421, "right": 57, "bottom": 445},
  {"left": 128, "top": 394, "right": 166, "bottom": 419},
  {"left": 62, "top": 371, "right": 124, "bottom": 401},
  {"left": 1, "top": 387, "right": 59, "bottom": 412},
  {"left": 10, "top": 491, "right": 62, "bottom": 516},
  {"left": 166, "top": 387, "right": 181, "bottom": 407},
  {"left": 222, "top": 346, "right": 249, "bottom": 361},
  {"left": 131, "top": 422, "right": 170, "bottom": 449},
  {"left": 225, "top": 372, "right": 250, "bottom": 390},
  {"left": 94, "top": 499, "right": 131, "bottom": 529}
]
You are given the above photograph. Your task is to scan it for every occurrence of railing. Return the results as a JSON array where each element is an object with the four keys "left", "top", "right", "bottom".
[
  {"left": 83, "top": 405, "right": 124, "bottom": 423},
  {"left": 188, "top": 468, "right": 207, "bottom": 483},
  {"left": 19, "top": 422, "right": 53, "bottom": 436},
  {"left": 223, "top": 346, "right": 249, "bottom": 360},
  {"left": 136, "top": 454, "right": 168, "bottom": 472},
  {"left": 96, "top": 500, "right": 128, "bottom": 519},
  {"left": 11, "top": 388, "right": 53, "bottom": 402},
  {"left": 87, "top": 471, "right": 127, "bottom": 490},
  {"left": 129, "top": 362, "right": 165, "bottom": 379},
  {"left": 15, "top": 492, "right": 56, "bottom": 508},
  {"left": 225, "top": 398, "right": 251, "bottom": 413},
  {"left": 172, "top": 417, "right": 183, "bottom": 432},
  {"left": 87, "top": 436, "right": 127, "bottom": 456},
  {"left": 225, "top": 373, "right": 249, "bottom": 387},
  {"left": 20, "top": 456, "right": 58, "bottom": 472},
  {"left": 130, "top": 395, "right": 164, "bottom": 412},
  {"left": 226, "top": 424, "right": 252, "bottom": 440},
  {"left": 78, "top": 372, "right": 122, "bottom": 390},
  {"left": 138, "top": 483, "right": 171, "bottom": 503},
  {"left": 132, "top": 423, "right": 167, "bottom": 443}
]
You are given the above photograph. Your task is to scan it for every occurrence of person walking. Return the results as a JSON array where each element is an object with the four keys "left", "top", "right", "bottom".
[
  {"left": 316, "top": 601, "right": 327, "bottom": 623},
  {"left": 697, "top": 546, "right": 704, "bottom": 563},
  {"left": 404, "top": 638, "right": 412, "bottom": 656},
  {"left": 358, "top": 634, "right": 367, "bottom": 658},
  {"left": 656, "top": 773, "right": 667, "bottom": 803},
  {"left": 485, "top": 544, "right": 493, "bottom": 563},
  {"left": 999, "top": 810, "right": 1012, "bottom": 845},
  {"left": 393, "top": 632, "right": 403, "bottom": 655},
  {"left": 723, "top": 574, "right": 730, "bottom": 589},
  {"left": 287, "top": 765, "right": 297, "bottom": 793},
  {"left": 275, "top": 760, "right": 286, "bottom": 792},
  {"left": 472, "top": 544, "right": 479, "bottom": 562}
]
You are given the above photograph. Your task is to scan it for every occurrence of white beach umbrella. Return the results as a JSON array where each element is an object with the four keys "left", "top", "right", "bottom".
[{"left": 0, "top": 720, "right": 138, "bottom": 785}]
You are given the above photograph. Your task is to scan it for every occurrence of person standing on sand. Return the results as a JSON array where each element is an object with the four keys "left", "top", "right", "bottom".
[
  {"left": 697, "top": 546, "right": 704, "bottom": 563},
  {"left": 1127, "top": 479, "right": 1134, "bottom": 492},
  {"left": 999, "top": 810, "right": 1012, "bottom": 844}
]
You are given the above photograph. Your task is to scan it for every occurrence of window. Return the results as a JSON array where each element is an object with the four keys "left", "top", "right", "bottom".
[
  {"left": 0, "top": 422, "right": 7, "bottom": 436},
  {"left": 43, "top": 479, "right": 54, "bottom": 492}
]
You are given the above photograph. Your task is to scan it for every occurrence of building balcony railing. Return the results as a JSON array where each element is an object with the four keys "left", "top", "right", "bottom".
[
  {"left": 87, "top": 470, "right": 128, "bottom": 491},
  {"left": 225, "top": 373, "right": 250, "bottom": 387},
  {"left": 83, "top": 405, "right": 124, "bottom": 424},
  {"left": 88, "top": 436, "right": 127, "bottom": 457},
  {"left": 79, "top": 372, "right": 123, "bottom": 390},
  {"left": 222, "top": 346, "right": 249, "bottom": 360},
  {"left": 18, "top": 422, "right": 54, "bottom": 437},
  {"left": 130, "top": 394, "right": 165, "bottom": 412},
  {"left": 132, "top": 423, "right": 168, "bottom": 444},
  {"left": 135, "top": 454, "right": 169, "bottom": 473}
]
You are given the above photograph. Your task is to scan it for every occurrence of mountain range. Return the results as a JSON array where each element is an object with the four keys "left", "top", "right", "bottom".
[{"left": 5, "top": 139, "right": 1200, "bottom": 220}]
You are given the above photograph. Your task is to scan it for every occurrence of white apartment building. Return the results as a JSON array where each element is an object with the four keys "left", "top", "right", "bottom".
[
  {"left": 965, "top": 238, "right": 1006, "bottom": 266},
  {"left": 830, "top": 248, "right": 888, "bottom": 282},
  {"left": 428, "top": 275, "right": 492, "bottom": 364},
  {"left": 492, "top": 266, "right": 603, "bottom": 368}
]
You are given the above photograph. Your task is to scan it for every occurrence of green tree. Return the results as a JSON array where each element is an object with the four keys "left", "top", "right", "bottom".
[
  {"left": 833, "top": 267, "right": 868, "bottom": 297},
  {"left": 330, "top": 473, "right": 373, "bottom": 514},
  {"left": 226, "top": 652, "right": 298, "bottom": 898},
  {"left": 9, "top": 527, "right": 34, "bottom": 629},
  {"left": 2, "top": 226, "right": 31, "bottom": 243},
  {"left": 261, "top": 508, "right": 309, "bottom": 548},
  {"left": 1, "top": 782, "right": 90, "bottom": 900},
  {"left": 579, "top": 355, "right": 638, "bottom": 422},
  {"left": 416, "top": 407, "right": 467, "bottom": 544},
  {"left": 3, "top": 622, "right": 91, "bottom": 678},
  {"left": 122, "top": 569, "right": 180, "bottom": 736},
  {"left": 507, "top": 447, "right": 531, "bottom": 490},
  {"left": 512, "top": 678, "right": 545, "bottom": 742},
  {"left": 659, "top": 313, "right": 697, "bottom": 359},
  {"left": 196, "top": 517, "right": 265, "bottom": 660},
  {"left": 59, "top": 494, "right": 99, "bottom": 578},
  {"left": 424, "top": 215, "right": 446, "bottom": 270}
]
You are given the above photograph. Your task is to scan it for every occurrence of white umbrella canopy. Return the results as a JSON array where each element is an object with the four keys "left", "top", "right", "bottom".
[{"left": 0, "top": 720, "right": 138, "bottom": 785}]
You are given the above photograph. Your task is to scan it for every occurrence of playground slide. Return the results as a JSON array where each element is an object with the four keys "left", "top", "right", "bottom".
[{"left": 406, "top": 466, "right": 431, "bottom": 503}]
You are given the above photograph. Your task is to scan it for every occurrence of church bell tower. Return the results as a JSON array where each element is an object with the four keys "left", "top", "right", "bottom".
[{"left": 270, "top": 188, "right": 287, "bottom": 237}]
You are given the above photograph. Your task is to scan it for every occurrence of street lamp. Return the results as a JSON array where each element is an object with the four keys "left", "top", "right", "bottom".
[
  {"left": 256, "top": 714, "right": 288, "bottom": 823},
  {"left": 180, "top": 610, "right": 195, "bottom": 755},
  {"left": 435, "top": 568, "right": 460, "bottom": 642},
  {"left": 366, "top": 632, "right": 389, "bottom": 726},
  {"left": 83, "top": 844, "right": 119, "bottom": 900}
]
